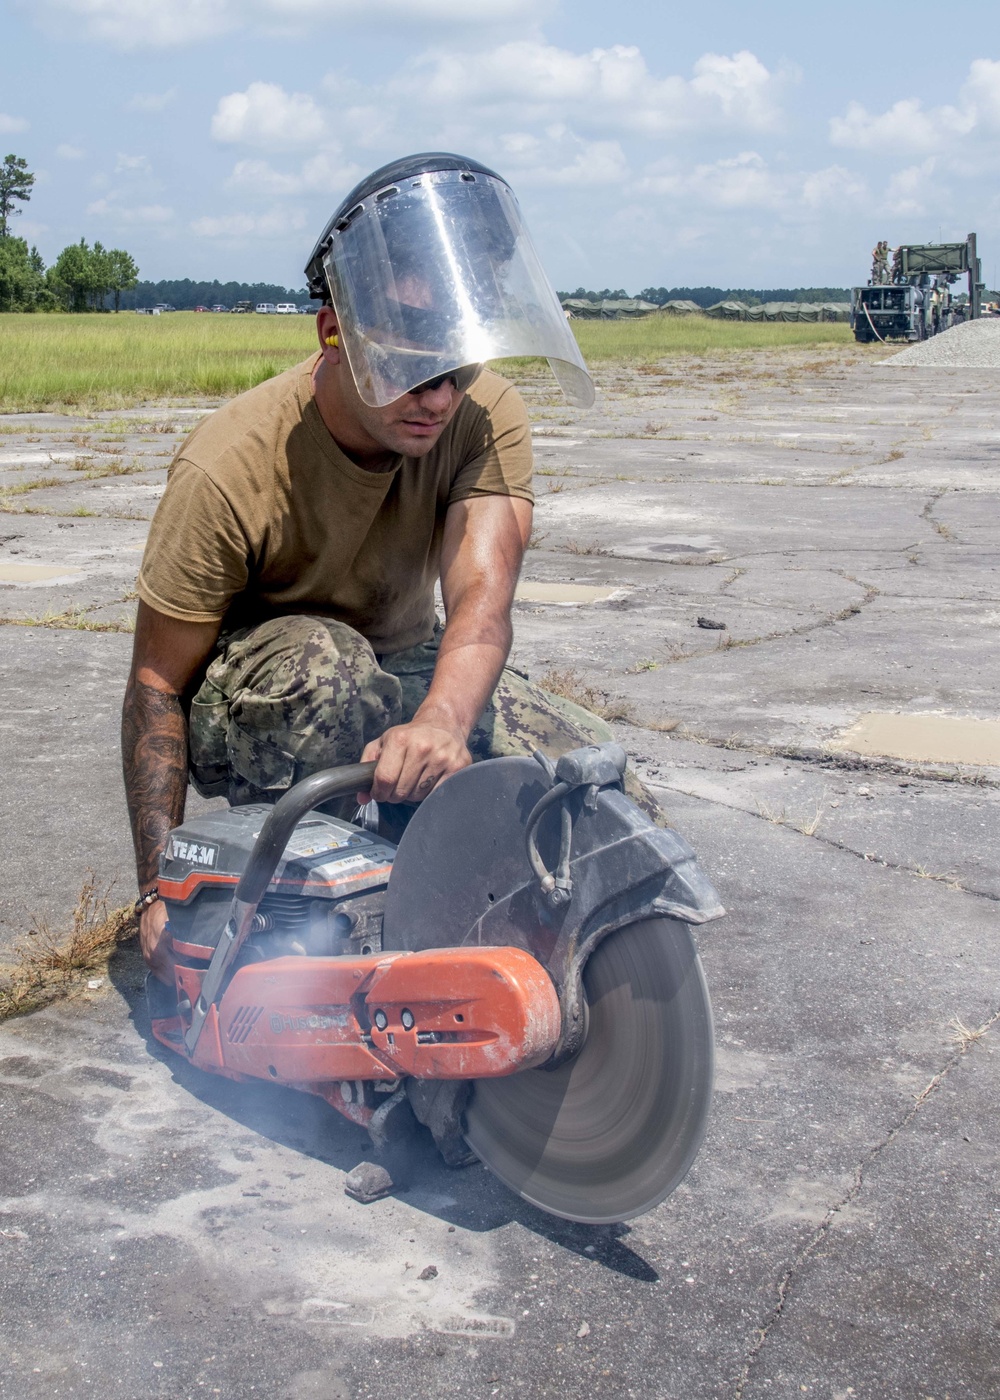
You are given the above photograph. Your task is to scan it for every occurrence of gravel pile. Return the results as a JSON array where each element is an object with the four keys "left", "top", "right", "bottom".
[{"left": 884, "top": 317, "right": 1000, "bottom": 367}]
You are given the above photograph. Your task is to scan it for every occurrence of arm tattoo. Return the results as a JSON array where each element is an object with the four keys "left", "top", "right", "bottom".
[{"left": 121, "top": 677, "right": 189, "bottom": 892}]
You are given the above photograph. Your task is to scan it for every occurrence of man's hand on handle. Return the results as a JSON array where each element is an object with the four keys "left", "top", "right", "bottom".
[
  {"left": 358, "top": 717, "right": 472, "bottom": 805},
  {"left": 140, "top": 899, "right": 175, "bottom": 986}
]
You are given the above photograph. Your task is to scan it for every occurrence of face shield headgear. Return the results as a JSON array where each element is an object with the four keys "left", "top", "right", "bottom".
[{"left": 305, "top": 153, "right": 594, "bottom": 409}]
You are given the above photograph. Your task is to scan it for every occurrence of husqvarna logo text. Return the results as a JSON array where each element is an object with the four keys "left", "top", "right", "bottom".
[{"left": 270, "top": 1013, "right": 340, "bottom": 1033}]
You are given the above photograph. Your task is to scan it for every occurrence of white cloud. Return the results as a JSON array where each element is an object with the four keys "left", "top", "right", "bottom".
[
  {"left": 26, "top": 0, "right": 543, "bottom": 49},
  {"left": 498, "top": 128, "right": 628, "bottom": 186},
  {"left": 882, "top": 158, "right": 937, "bottom": 217},
  {"left": 643, "top": 152, "right": 782, "bottom": 207},
  {"left": 0, "top": 113, "right": 29, "bottom": 134},
  {"left": 801, "top": 164, "right": 866, "bottom": 209},
  {"left": 830, "top": 59, "right": 1000, "bottom": 156},
  {"left": 127, "top": 88, "right": 177, "bottom": 112},
  {"left": 641, "top": 152, "right": 866, "bottom": 215},
  {"left": 87, "top": 196, "right": 174, "bottom": 223},
  {"left": 395, "top": 42, "right": 784, "bottom": 137},
  {"left": 31, "top": 0, "right": 232, "bottom": 48},
  {"left": 191, "top": 207, "right": 307, "bottom": 238},
  {"left": 56, "top": 143, "right": 85, "bottom": 160},
  {"left": 830, "top": 98, "right": 972, "bottom": 154},
  {"left": 115, "top": 152, "right": 152, "bottom": 174},
  {"left": 226, "top": 150, "right": 360, "bottom": 197},
  {"left": 212, "top": 82, "right": 327, "bottom": 150}
]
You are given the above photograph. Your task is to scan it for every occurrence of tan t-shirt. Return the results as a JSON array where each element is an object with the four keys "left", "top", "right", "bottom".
[{"left": 137, "top": 356, "right": 533, "bottom": 654}]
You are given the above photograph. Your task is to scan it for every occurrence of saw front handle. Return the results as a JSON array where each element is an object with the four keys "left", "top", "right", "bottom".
[{"left": 183, "top": 761, "right": 377, "bottom": 1055}]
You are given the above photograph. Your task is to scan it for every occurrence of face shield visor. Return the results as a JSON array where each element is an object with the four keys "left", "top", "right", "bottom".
[{"left": 320, "top": 169, "right": 594, "bottom": 409}]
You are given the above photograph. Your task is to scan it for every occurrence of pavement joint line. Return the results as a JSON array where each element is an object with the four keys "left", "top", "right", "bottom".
[
  {"left": 731, "top": 1002, "right": 1000, "bottom": 1398},
  {"left": 647, "top": 778, "right": 1000, "bottom": 903}
]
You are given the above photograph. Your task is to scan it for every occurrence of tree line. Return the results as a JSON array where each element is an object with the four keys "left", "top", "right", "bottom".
[
  {"left": 0, "top": 153, "right": 139, "bottom": 312},
  {"left": 0, "top": 234, "right": 139, "bottom": 312},
  {"left": 559, "top": 285, "right": 852, "bottom": 307},
  {"left": 123, "top": 278, "right": 310, "bottom": 311}
]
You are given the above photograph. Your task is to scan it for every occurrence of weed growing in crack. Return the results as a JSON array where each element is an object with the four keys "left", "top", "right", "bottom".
[
  {"left": 560, "top": 539, "right": 611, "bottom": 557},
  {"left": 1, "top": 607, "right": 136, "bottom": 633},
  {"left": 539, "top": 667, "right": 635, "bottom": 723},
  {"left": 911, "top": 865, "right": 962, "bottom": 890},
  {"left": 0, "top": 874, "right": 135, "bottom": 1020},
  {"left": 948, "top": 1016, "right": 990, "bottom": 1050}
]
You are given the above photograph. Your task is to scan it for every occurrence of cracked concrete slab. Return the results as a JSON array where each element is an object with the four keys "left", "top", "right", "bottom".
[{"left": 1, "top": 346, "right": 998, "bottom": 1398}]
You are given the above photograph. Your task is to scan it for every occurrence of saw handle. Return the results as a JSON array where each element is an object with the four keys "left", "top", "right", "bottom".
[
  {"left": 234, "top": 761, "right": 378, "bottom": 906},
  {"left": 183, "top": 761, "right": 378, "bottom": 1056}
]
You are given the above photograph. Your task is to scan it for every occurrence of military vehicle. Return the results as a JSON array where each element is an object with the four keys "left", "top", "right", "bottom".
[{"left": 851, "top": 233, "right": 983, "bottom": 343}]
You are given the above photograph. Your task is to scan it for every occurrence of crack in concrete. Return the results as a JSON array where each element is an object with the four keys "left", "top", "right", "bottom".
[
  {"left": 921, "top": 491, "right": 956, "bottom": 542},
  {"left": 650, "top": 728, "right": 999, "bottom": 789},
  {"left": 647, "top": 776, "right": 1000, "bottom": 902},
  {"left": 655, "top": 571, "right": 880, "bottom": 666},
  {"left": 730, "top": 1005, "right": 1000, "bottom": 1398}
]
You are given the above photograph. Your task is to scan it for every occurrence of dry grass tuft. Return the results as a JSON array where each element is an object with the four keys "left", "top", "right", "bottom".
[
  {"left": 948, "top": 1016, "right": 990, "bottom": 1051},
  {"left": 643, "top": 715, "right": 681, "bottom": 733},
  {"left": 540, "top": 666, "right": 635, "bottom": 723},
  {"left": 0, "top": 608, "right": 136, "bottom": 633},
  {"left": 561, "top": 539, "right": 611, "bottom": 557},
  {"left": 0, "top": 874, "right": 136, "bottom": 1021}
]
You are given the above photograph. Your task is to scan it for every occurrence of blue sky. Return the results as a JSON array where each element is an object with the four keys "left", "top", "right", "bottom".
[{"left": 3, "top": 0, "right": 1000, "bottom": 292}]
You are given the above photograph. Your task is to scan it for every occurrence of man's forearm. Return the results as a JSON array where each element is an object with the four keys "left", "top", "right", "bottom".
[
  {"left": 415, "top": 592, "right": 512, "bottom": 739},
  {"left": 121, "top": 678, "right": 189, "bottom": 891}
]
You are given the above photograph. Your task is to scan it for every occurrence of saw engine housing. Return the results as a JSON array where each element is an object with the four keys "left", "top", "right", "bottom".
[{"left": 151, "top": 745, "right": 723, "bottom": 1221}]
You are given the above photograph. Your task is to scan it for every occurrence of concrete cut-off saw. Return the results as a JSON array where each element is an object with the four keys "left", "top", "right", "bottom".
[{"left": 149, "top": 743, "right": 723, "bottom": 1223}]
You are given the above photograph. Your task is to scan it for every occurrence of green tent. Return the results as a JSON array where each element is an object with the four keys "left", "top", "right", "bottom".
[
  {"left": 656, "top": 299, "right": 703, "bottom": 315},
  {"left": 705, "top": 300, "right": 850, "bottom": 323},
  {"left": 561, "top": 297, "right": 658, "bottom": 320}
]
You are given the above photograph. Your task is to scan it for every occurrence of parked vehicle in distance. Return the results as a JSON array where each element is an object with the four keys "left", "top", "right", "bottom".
[
  {"left": 210, "top": 304, "right": 229, "bottom": 313},
  {"left": 275, "top": 303, "right": 299, "bottom": 314},
  {"left": 153, "top": 303, "right": 174, "bottom": 312},
  {"left": 232, "top": 301, "right": 253, "bottom": 314},
  {"left": 135, "top": 307, "right": 161, "bottom": 315},
  {"left": 194, "top": 305, "right": 209, "bottom": 313},
  {"left": 255, "top": 302, "right": 277, "bottom": 314},
  {"left": 297, "top": 304, "right": 314, "bottom": 314}
]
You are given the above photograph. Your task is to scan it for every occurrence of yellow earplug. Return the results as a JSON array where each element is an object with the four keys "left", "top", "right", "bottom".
[{"left": 325, "top": 334, "right": 339, "bottom": 347}]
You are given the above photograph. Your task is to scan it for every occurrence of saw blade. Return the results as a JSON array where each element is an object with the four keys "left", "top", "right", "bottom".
[{"left": 464, "top": 917, "right": 714, "bottom": 1224}]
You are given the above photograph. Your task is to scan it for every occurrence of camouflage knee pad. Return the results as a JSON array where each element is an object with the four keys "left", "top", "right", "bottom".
[
  {"left": 189, "top": 615, "right": 402, "bottom": 801},
  {"left": 188, "top": 615, "right": 666, "bottom": 826},
  {"left": 469, "top": 670, "right": 666, "bottom": 827}
]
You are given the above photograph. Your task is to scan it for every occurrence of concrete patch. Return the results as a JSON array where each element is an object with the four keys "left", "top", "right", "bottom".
[
  {"left": 515, "top": 581, "right": 624, "bottom": 605},
  {"left": 833, "top": 712, "right": 1000, "bottom": 766},
  {"left": 0, "top": 563, "right": 83, "bottom": 583}
]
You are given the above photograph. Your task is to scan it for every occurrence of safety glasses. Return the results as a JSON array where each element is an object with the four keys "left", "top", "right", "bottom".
[{"left": 408, "top": 364, "right": 482, "bottom": 396}]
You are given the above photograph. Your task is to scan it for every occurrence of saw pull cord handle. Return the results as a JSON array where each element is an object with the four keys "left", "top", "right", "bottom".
[{"left": 183, "top": 760, "right": 377, "bottom": 1055}]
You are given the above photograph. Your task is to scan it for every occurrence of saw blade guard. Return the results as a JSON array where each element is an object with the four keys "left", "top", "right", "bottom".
[{"left": 382, "top": 744, "right": 722, "bottom": 1221}]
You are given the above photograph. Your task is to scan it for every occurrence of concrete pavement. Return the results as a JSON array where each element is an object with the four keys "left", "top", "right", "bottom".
[{"left": 1, "top": 345, "right": 997, "bottom": 1399}]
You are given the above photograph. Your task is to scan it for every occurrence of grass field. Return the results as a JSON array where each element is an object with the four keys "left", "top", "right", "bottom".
[{"left": 0, "top": 311, "right": 855, "bottom": 412}]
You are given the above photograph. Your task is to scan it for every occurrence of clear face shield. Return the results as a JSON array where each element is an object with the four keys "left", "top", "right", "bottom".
[{"left": 320, "top": 169, "right": 594, "bottom": 409}]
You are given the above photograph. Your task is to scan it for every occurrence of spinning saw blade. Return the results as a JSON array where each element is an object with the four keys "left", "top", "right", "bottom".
[
  {"left": 464, "top": 916, "right": 714, "bottom": 1224},
  {"left": 381, "top": 756, "right": 717, "bottom": 1225}
]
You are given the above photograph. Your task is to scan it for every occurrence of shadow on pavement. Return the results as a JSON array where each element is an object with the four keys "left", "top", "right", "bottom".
[{"left": 107, "top": 941, "right": 660, "bottom": 1284}]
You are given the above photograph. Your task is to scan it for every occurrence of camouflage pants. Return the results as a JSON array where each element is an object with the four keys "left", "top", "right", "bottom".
[{"left": 189, "top": 615, "right": 663, "bottom": 824}]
